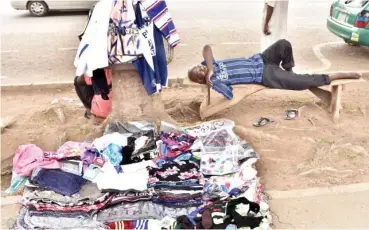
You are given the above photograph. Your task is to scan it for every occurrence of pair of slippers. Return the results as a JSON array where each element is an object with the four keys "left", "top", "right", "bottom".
[{"left": 253, "top": 109, "right": 298, "bottom": 127}]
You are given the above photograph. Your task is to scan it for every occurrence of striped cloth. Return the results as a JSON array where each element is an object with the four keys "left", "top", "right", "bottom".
[
  {"left": 204, "top": 54, "right": 265, "bottom": 100},
  {"left": 141, "top": 0, "right": 180, "bottom": 47}
]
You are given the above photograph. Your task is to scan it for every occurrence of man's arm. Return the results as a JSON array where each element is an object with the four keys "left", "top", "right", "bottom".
[
  {"left": 212, "top": 81, "right": 233, "bottom": 100},
  {"left": 264, "top": 2, "right": 275, "bottom": 35},
  {"left": 202, "top": 45, "right": 214, "bottom": 86}
]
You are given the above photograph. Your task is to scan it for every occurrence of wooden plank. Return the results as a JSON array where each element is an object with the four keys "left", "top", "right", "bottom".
[
  {"left": 309, "top": 87, "right": 331, "bottom": 106},
  {"left": 330, "top": 85, "right": 338, "bottom": 113},
  {"left": 329, "top": 78, "right": 365, "bottom": 86},
  {"left": 199, "top": 85, "right": 265, "bottom": 119},
  {"left": 333, "top": 85, "right": 343, "bottom": 123},
  {"left": 183, "top": 77, "right": 364, "bottom": 121}
]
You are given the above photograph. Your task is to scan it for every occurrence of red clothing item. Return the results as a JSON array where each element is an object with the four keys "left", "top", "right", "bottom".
[
  {"left": 84, "top": 69, "right": 112, "bottom": 118},
  {"left": 106, "top": 221, "right": 133, "bottom": 230}
]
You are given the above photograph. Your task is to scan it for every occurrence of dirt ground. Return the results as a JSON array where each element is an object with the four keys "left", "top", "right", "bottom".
[{"left": 1, "top": 82, "right": 369, "bottom": 193}]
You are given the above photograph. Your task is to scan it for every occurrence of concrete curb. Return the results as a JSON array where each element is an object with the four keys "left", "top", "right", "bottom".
[
  {"left": 1, "top": 72, "right": 368, "bottom": 92},
  {"left": 0, "top": 78, "right": 185, "bottom": 92}
]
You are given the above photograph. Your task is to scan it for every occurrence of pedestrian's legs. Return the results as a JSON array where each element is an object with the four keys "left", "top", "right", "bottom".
[
  {"left": 261, "top": 39, "right": 295, "bottom": 70},
  {"left": 74, "top": 76, "right": 94, "bottom": 109},
  {"left": 262, "top": 64, "right": 330, "bottom": 90}
]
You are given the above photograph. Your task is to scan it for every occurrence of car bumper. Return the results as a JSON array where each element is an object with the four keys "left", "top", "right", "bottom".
[
  {"left": 10, "top": 1, "right": 27, "bottom": 10},
  {"left": 327, "top": 17, "right": 369, "bottom": 46}
]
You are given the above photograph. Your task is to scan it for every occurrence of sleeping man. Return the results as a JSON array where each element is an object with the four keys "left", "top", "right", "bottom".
[{"left": 188, "top": 39, "right": 361, "bottom": 100}]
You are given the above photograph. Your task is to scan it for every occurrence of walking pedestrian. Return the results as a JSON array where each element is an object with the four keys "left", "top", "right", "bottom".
[{"left": 261, "top": 0, "right": 289, "bottom": 52}]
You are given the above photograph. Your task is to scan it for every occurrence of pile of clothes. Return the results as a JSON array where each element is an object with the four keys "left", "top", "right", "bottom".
[{"left": 8, "top": 119, "right": 272, "bottom": 229}]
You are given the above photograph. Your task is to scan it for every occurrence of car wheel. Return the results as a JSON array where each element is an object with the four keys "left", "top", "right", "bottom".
[
  {"left": 28, "top": 1, "right": 49, "bottom": 17},
  {"left": 343, "top": 39, "right": 359, "bottom": 46}
]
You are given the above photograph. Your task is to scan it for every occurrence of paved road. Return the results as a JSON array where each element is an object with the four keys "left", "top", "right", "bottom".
[
  {"left": 1, "top": 0, "right": 368, "bottom": 85},
  {"left": 269, "top": 183, "right": 369, "bottom": 228}
]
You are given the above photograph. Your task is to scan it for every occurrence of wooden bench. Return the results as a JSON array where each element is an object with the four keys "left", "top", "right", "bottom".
[{"left": 182, "top": 77, "right": 366, "bottom": 123}]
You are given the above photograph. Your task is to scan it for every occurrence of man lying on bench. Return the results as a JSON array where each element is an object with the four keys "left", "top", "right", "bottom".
[{"left": 188, "top": 39, "right": 361, "bottom": 100}]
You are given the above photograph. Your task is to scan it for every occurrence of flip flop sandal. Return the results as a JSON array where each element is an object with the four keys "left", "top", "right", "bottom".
[
  {"left": 284, "top": 109, "right": 298, "bottom": 120},
  {"left": 253, "top": 117, "right": 274, "bottom": 127}
]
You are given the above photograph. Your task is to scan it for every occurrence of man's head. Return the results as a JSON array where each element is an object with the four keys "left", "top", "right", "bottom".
[{"left": 188, "top": 65, "right": 208, "bottom": 84}]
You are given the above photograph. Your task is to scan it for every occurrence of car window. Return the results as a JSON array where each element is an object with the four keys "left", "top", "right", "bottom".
[{"left": 343, "top": 0, "right": 368, "bottom": 7}]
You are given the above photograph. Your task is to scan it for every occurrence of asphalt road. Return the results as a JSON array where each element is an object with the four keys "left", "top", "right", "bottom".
[{"left": 1, "top": 0, "right": 368, "bottom": 85}]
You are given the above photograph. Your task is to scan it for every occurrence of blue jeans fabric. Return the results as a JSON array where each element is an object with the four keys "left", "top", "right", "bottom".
[{"left": 31, "top": 168, "right": 86, "bottom": 196}]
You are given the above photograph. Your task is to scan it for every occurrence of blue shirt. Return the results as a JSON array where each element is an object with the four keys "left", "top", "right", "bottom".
[{"left": 202, "top": 54, "right": 264, "bottom": 100}]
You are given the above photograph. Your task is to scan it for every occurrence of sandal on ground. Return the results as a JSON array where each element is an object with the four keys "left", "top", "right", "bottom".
[
  {"left": 284, "top": 109, "right": 298, "bottom": 120},
  {"left": 253, "top": 117, "right": 274, "bottom": 127}
]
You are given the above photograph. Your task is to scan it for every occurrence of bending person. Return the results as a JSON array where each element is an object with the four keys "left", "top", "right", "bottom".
[{"left": 188, "top": 39, "right": 361, "bottom": 100}]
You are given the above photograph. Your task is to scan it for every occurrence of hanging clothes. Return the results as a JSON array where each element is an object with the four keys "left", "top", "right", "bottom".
[
  {"left": 108, "top": 0, "right": 153, "bottom": 69},
  {"left": 140, "top": 0, "right": 180, "bottom": 47},
  {"left": 133, "top": 3, "right": 168, "bottom": 95},
  {"left": 74, "top": 0, "right": 114, "bottom": 77}
]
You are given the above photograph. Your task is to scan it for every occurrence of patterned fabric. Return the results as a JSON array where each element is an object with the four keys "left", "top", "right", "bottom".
[
  {"left": 109, "top": 190, "right": 153, "bottom": 204},
  {"left": 200, "top": 150, "right": 239, "bottom": 176},
  {"left": 140, "top": 0, "right": 180, "bottom": 47},
  {"left": 159, "top": 132, "right": 196, "bottom": 157},
  {"left": 96, "top": 201, "right": 197, "bottom": 222},
  {"left": 23, "top": 194, "right": 114, "bottom": 212},
  {"left": 202, "top": 54, "right": 264, "bottom": 100},
  {"left": 133, "top": 220, "right": 149, "bottom": 230},
  {"left": 17, "top": 207, "right": 106, "bottom": 229},
  {"left": 148, "top": 160, "right": 202, "bottom": 189},
  {"left": 107, "top": 220, "right": 134, "bottom": 229},
  {"left": 183, "top": 119, "right": 236, "bottom": 137},
  {"left": 108, "top": 0, "right": 153, "bottom": 68}
]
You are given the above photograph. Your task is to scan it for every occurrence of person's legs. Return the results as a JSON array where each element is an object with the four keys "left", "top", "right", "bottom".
[
  {"left": 262, "top": 64, "right": 330, "bottom": 90},
  {"left": 74, "top": 76, "right": 94, "bottom": 110},
  {"left": 262, "top": 65, "right": 361, "bottom": 90},
  {"left": 261, "top": 39, "right": 295, "bottom": 71}
]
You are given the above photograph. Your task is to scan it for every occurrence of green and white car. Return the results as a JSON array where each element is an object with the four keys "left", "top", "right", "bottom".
[{"left": 327, "top": 0, "right": 369, "bottom": 46}]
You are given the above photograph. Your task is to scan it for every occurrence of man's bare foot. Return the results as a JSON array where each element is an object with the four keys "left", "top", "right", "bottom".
[{"left": 329, "top": 72, "right": 362, "bottom": 81}]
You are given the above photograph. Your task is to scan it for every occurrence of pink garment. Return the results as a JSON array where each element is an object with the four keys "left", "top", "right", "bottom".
[
  {"left": 91, "top": 91, "right": 112, "bottom": 118},
  {"left": 55, "top": 141, "right": 92, "bottom": 159},
  {"left": 13, "top": 144, "right": 62, "bottom": 177},
  {"left": 83, "top": 68, "right": 112, "bottom": 118}
]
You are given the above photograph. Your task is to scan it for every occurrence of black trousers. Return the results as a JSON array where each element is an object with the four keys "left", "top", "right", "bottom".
[
  {"left": 74, "top": 76, "right": 94, "bottom": 110},
  {"left": 261, "top": 39, "right": 331, "bottom": 90}
]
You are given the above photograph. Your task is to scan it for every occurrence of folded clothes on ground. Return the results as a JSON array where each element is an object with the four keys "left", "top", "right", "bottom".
[
  {"left": 23, "top": 182, "right": 107, "bottom": 206},
  {"left": 30, "top": 168, "right": 86, "bottom": 196},
  {"left": 104, "top": 120, "right": 157, "bottom": 157},
  {"left": 107, "top": 190, "right": 153, "bottom": 205},
  {"left": 147, "top": 160, "right": 202, "bottom": 189},
  {"left": 96, "top": 160, "right": 155, "bottom": 191},
  {"left": 13, "top": 119, "right": 272, "bottom": 230},
  {"left": 17, "top": 207, "right": 106, "bottom": 230},
  {"left": 23, "top": 194, "right": 114, "bottom": 212},
  {"left": 96, "top": 201, "right": 197, "bottom": 223}
]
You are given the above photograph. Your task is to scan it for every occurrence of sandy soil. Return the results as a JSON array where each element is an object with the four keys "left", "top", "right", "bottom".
[{"left": 1, "top": 82, "right": 369, "bottom": 192}]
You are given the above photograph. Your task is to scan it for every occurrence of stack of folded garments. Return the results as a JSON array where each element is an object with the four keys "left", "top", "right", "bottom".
[
  {"left": 10, "top": 119, "right": 273, "bottom": 230},
  {"left": 148, "top": 159, "right": 204, "bottom": 208}
]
